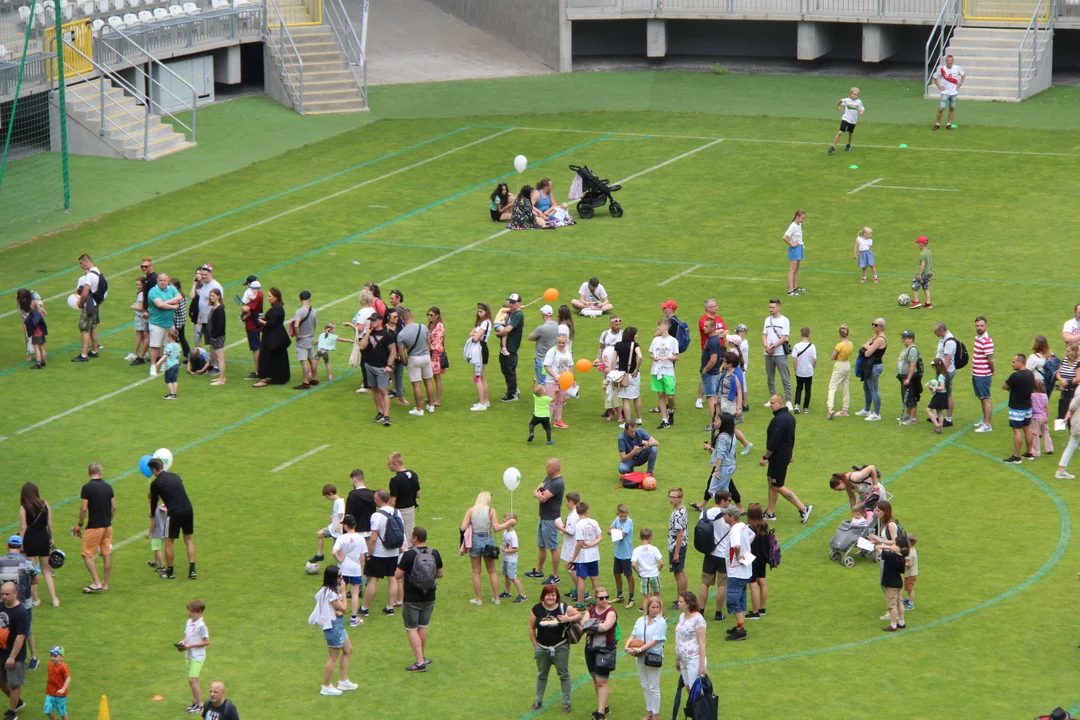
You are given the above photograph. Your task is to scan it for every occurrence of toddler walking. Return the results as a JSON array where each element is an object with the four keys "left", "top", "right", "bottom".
[
  {"left": 527, "top": 383, "right": 554, "bottom": 445},
  {"left": 853, "top": 226, "right": 878, "bottom": 283},
  {"left": 147, "top": 495, "right": 168, "bottom": 572},
  {"left": 155, "top": 328, "right": 182, "bottom": 400},
  {"left": 1031, "top": 378, "right": 1054, "bottom": 456},
  {"left": 903, "top": 533, "right": 918, "bottom": 610}
]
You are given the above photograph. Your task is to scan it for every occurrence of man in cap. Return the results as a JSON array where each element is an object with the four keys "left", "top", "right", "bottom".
[
  {"left": 528, "top": 304, "right": 559, "bottom": 385},
  {"left": 897, "top": 330, "right": 922, "bottom": 425},
  {"left": 290, "top": 290, "right": 318, "bottom": 389},
  {"left": 359, "top": 314, "right": 394, "bottom": 426},
  {"left": 0, "top": 581, "right": 29, "bottom": 719},
  {"left": 240, "top": 275, "right": 263, "bottom": 380},
  {"left": 909, "top": 236, "right": 933, "bottom": 310},
  {"left": 496, "top": 293, "right": 525, "bottom": 403},
  {"left": 0, "top": 537, "right": 38, "bottom": 672},
  {"left": 654, "top": 300, "right": 684, "bottom": 423},
  {"left": 192, "top": 265, "right": 222, "bottom": 349}
]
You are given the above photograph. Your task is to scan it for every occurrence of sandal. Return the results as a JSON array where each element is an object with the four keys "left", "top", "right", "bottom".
[
  {"left": 82, "top": 586, "right": 104, "bottom": 594},
  {"left": 649, "top": 406, "right": 661, "bottom": 413}
]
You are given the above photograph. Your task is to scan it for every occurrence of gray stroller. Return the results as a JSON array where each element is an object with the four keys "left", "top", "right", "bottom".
[{"left": 829, "top": 519, "right": 878, "bottom": 568}]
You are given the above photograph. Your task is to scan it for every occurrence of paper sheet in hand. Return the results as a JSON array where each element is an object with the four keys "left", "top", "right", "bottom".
[
  {"left": 856, "top": 537, "right": 875, "bottom": 552},
  {"left": 1055, "top": 419, "right": 1067, "bottom": 432},
  {"left": 610, "top": 528, "right": 624, "bottom": 543}
]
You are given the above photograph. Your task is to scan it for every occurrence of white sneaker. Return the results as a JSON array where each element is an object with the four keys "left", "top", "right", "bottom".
[
  {"left": 763, "top": 401, "right": 772, "bottom": 408},
  {"left": 149, "top": 365, "right": 158, "bottom": 377},
  {"left": 854, "top": 409, "right": 870, "bottom": 417},
  {"left": 695, "top": 398, "right": 704, "bottom": 409},
  {"left": 470, "top": 404, "right": 487, "bottom": 412},
  {"left": 320, "top": 685, "right": 343, "bottom": 696},
  {"left": 337, "top": 680, "right": 358, "bottom": 691},
  {"left": 786, "top": 401, "right": 794, "bottom": 412},
  {"left": 865, "top": 413, "right": 881, "bottom": 422},
  {"left": 426, "top": 405, "right": 435, "bottom": 413},
  {"left": 124, "top": 353, "right": 136, "bottom": 361},
  {"left": 636, "top": 418, "right": 644, "bottom": 425},
  {"left": 408, "top": 408, "right": 424, "bottom": 417},
  {"left": 974, "top": 425, "right": 993, "bottom": 433},
  {"left": 1056, "top": 470, "right": 1076, "bottom": 479},
  {"left": 974, "top": 419, "right": 985, "bottom": 427}
]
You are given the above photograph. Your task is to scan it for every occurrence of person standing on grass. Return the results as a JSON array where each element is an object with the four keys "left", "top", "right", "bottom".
[
  {"left": 140, "top": 257, "right": 158, "bottom": 303},
  {"left": 240, "top": 276, "right": 263, "bottom": 381},
  {"left": 555, "top": 492, "right": 581, "bottom": 600},
  {"left": 696, "top": 300, "right": 723, "bottom": 410},
  {"left": 309, "top": 566, "right": 357, "bottom": 697},
  {"left": 529, "top": 304, "right": 560, "bottom": 385},
  {"left": 71, "top": 254, "right": 103, "bottom": 363},
  {"left": 1055, "top": 391, "right": 1080, "bottom": 479},
  {"left": 666, "top": 488, "right": 688, "bottom": 610},
  {"left": 395, "top": 527, "right": 444, "bottom": 673},
  {"left": 170, "top": 278, "right": 191, "bottom": 359},
  {"left": 179, "top": 599, "right": 211, "bottom": 715},
  {"left": 762, "top": 299, "right": 793, "bottom": 407},
  {"left": 148, "top": 458, "right": 196, "bottom": 580},
  {"left": 673, "top": 591, "right": 707, "bottom": 690},
  {"left": 18, "top": 482, "right": 57, "bottom": 608},
  {"left": 147, "top": 273, "right": 181, "bottom": 378},
  {"left": 792, "top": 326, "right": 816, "bottom": 414},
  {"left": 397, "top": 309, "right": 436, "bottom": 416},
  {"left": 466, "top": 303, "right": 493, "bottom": 412},
  {"left": 582, "top": 586, "right": 617, "bottom": 720},
  {"left": 252, "top": 287, "right": 290, "bottom": 387},
  {"left": 625, "top": 596, "right": 667, "bottom": 720},
  {"left": 783, "top": 210, "right": 806, "bottom": 296},
  {"left": 857, "top": 318, "right": 888, "bottom": 421},
  {"left": 0, "top": 537, "right": 38, "bottom": 671},
  {"left": 544, "top": 334, "right": 575, "bottom": 430},
  {"left": 699, "top": 317, "right": 722, "bottom": 429},
  {"left": 760, "top": 394, "right": 813, "bottom": 524},
  {"left": 525, "top": 459, "right": 566, "bottom": 584},
  {"left": 426, "top": 307, "right": 446, "bottom": 407},
  {"left": 696, "top": 492, "right": 731, "bottom": 622},
  {"left": 933, "top": 322, "right": 958, "bottom": 427},
  {"left": 721, "top": 508, "right": 754, "bottom": 642},
  {"left": 827, "top": 324, "right": 854, "bottom": 419},
  {"left": 528, "top": 584, "right": 581, "bottom": 714},
  {"left": 1056, "top": 344, "right": 1080, "bottom": 422},
  {"left": 361, "top": 490, "right": 402, "bottom": 618},
  {"left": 130, "top": 278, "right": 149, "bottom": 367},
  {"left": 746, "top": 503, "right": 771, "bottom": 620},
  {"left": 192, "top": 265, "right": 222, "bottom": 349},
  {"left": 76, "top": 462, "right": 114, "bottom": 593},
  {"left": 387, "top": 453, "right": 420, "bottom": 552},
  {"left": 829, "top": 87, "right": 864, "bottom": 154},
  {"left": 718, "top": 352, "right": 752, "bottom": 455},
  {"left": 496, "top": 294, "right": 525, "bottom": 403},
  {"left": 972, "top": 316, "right": 996, "bottom": 433},
  {"left": 206, "top": 289, "right": 227, "bottom": 386},
  {"left": 0, "top": 581, "right": 28, "bottom": 720},
  {"left": 1003, "top": 354, "right": 1036, "bottom": 464},
  {"left": 897, "top": 330, "right": 922, "bottom": 426},
  {"left": 655, "top": 301, "right": 685, "bottom": 423},
  {"left": 876, "top": 533, "right": 909, "bottom": 632},
  {"left": 344, "top": 469, "right": 376, "bottom": 537},
  {"left": 201, "top": 681, "right": 239, "bottom": 720},
  {"left": 649, "top": 319, "right": 680, "bottom": 431},
  {"left": 909, "top": 236, "right": 933, "bottom": 309},
  {"left": 359, "top": 314, "right": 394, "bottom": 426},
  {"left": 1062, "top": 304, "right": 1080, "bottom": 346},
  {"left": 932, "top": 55, "right": 965, "bottom": 131},
  {"left": 615, "top": 327, "right": 644, "bottom": 426},
  {"left": 332, "top": 515, "right": 367, "bottom": 628},
  {"left": 568, "top": 502, "right": 604, "bottom": 612},
  {"left": 291, "top": 290, "right": 318, "bottom": 390},
  {"left": 385, "top": 291, "right": 409, "bottom": 405},
  {"left": 852, "top": 226, "right": 878, "bottom": 283},
  {"left": 609, "top": 505, "right": 634, "bottom": 608},
  {"left": 460, "top": 491, "right": 515, "bottom": 607}
]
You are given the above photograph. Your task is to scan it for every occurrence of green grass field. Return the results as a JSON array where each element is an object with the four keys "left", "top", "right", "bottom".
[{"left": 2, "top": 73, "right": 1080, "bottom": 719}]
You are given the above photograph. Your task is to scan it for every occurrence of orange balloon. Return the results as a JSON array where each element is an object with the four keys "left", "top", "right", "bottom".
[
  {"left": 543, "top": 288, "right": 559, "bottom": 302},
  {"left": 558, "top": 371, "right": 575, "bottom": 391},
  {"left": 575, "top": 358, "right": 593, "bottom": 373}
]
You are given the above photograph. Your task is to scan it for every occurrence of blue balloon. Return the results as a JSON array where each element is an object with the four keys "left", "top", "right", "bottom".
[{"left": 138, "top": 454, "right": 154, "bottom": 478}]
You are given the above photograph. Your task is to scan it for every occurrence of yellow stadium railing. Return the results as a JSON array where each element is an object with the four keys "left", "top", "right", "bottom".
[
  {"left": 45, "top": 18, "right": 93, "bottom": 82},
  {"left": 962, "top": 0, "right": 1048, "bottom": 21}
]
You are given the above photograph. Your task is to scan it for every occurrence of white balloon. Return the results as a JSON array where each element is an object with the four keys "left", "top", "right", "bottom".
[
  {"left": 513, "top": 155, "right": 527, "bottom": 174},
  {"left": 153, "top": 448, "right": 173, "bottom": 471},
  {"left": 67, "top": 294, "right": 80, "bottom": 310},
  {"left": 502, "top": 467, "right": 521, "bottom": 493}
]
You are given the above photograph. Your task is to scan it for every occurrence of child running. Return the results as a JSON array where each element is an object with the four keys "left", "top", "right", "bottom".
[
  {"left": 903, "top": 533, "right": 919, "bottom": 610},
  {"left": 498, "top": 513, "right": 527, "bottom": 603},
  {"left": 527, "top": 383, "right": 554, "bottom": 445},
  {"left": 44, "top": 646, "right": 70, "bottom": 720},
  {"left": 179, "top": 599, "right": 211, "bottom": 715},
  {"left": 155, "top": 328, "right": 182, "bottom": 400},
  {"left": 925, "top": 358, "right": 950, "bottom": 433},
  {"left": 630, "top": 528, "right": 664, "bottom": 612},
  {"left": 609, "top": 504, "right": 635, "bottom": 608},
  {"left": 829, "top": 87, "right": 864, "bottom": 154},
  {"left": 853, "top": 226, "right": 878, "bottom": 283}
]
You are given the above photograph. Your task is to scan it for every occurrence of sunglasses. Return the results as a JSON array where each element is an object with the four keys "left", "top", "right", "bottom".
[
  {"left": 668, "top": 495, "right": 681, "bottom": 500},
  {"left": 596, "top": 595, "right": 609, "bottom": 601},
  {"left": 141, "top": 265, "right": 151, "bottom": 269}
]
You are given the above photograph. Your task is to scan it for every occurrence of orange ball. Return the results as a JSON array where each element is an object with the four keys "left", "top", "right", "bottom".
[
  {"left": 558, "top": 371, "right": 575, "bottom": 391},
  {"left": 575, "top": 358, "right": 593, "bottom": 373},
  {"left": 543, "top": 288, "right": 559, "bottom": 303}
]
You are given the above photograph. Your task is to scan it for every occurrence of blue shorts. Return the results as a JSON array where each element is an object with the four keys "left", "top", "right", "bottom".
[
  {"left": 246, "top": 330, "right": 262, "bottom": 351},
  {"left": 972, "top": 374, "right": 992, "bottom": 400},
  {"left": 323, "top": 614, "right": 346, "bottom": 649},
  {"left": 470, "top": 532, "right": 494, "bottom": 558},
  {"left": 669, "top": 548, "right": 686, "bottom": 574},
  {"left": 939, "top": 93, "right": 957, "bottom": 110},
  {"left": 701, "top": 374, "right": 720, "bottom": 397},
  {"left": 858, "top": 250, "right": 876, "bottom": 269},
  {"left": 342, "top": 575, "right": 364, "bottom": 587},
  {"left": 164, "top": 365, "right": 179, "bottom": 384},
  {"left": 788, "top": 245, "right": 804, "bottom": 262},
  {"left": 575, "top": 560, "right": 599, "bottom": 578},
  {"left": 1008, "top": 407, "right": 1032, "bottom": 428},
  {"left": 44, "top": 696, "right": 67, "bottom": 715},
  {"left": 725, "top": 576, "right": 748, "bottom": 614},
  {"left": 536, "top": 519, "right": 559, "bottom": 550},
  {"left": 502, "top": 556, "right": 518, "bottom": 580}
]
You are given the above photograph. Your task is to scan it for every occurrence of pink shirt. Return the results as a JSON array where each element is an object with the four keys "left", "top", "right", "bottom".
[{"left": 1031, "top": 392, "right": 1048, "bottom": 420}]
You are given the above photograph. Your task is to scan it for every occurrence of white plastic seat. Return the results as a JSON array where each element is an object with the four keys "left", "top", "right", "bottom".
[
  {"left": 182, "top": 1, "right": 198, "bottom": 12},
  {"left": 168, "top": 4, "right": 184, "bottom": 16},
  {"left": 91, "top": 17, "right": 105, "bottom": 34},
  {"left": 209, "top": 0, "right": 226, "bottom": 9},
  {"left": 107, "top": 13, "right": 125, "bottom": 29},
  {"left": 62, "top": 3, "right": 73, "bottom": 18},
  {"left": 232, "top": 0, "right": 249, "bottom": 6},
  {"left": 137, "top": 8, "right": 153, "bottom": 21},
  {"left": 110, "top": 0, "right": 123, "bottom": 11},
  {"left": 0, "top": 45, "right": 8, "bottom": 63},
  {"left": 96, "top": 0, "right": 108, "bottom": 13},
  {"left": 152, "top": 6, "right": 167, "bottom": 18},
  {"left": 17, "top": 6, "right": 31, "bottom": 26},
  {"left": 80, "top": 1, "right": 93, "bottom": 15},
  {"left": 123, "top": 11, "right": 139, "bottom": 25}
]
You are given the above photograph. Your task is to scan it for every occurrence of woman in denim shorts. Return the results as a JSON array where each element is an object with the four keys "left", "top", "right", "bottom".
[
  {"left": 311, "top": 565, "right": 357, "bottom": 697},
  {"left": 461, "top": 491, "right": 516, "bottom": 606}
]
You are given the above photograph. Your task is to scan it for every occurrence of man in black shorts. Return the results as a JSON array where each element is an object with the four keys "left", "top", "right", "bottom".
[
  {"left": 759, "top": 394, "right": 812, "bottom": 524},
  {"left": 148, "top": 458, "right": 196, "bottom": 580}
]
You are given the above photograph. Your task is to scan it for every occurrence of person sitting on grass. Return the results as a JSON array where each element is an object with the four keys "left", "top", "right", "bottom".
[
  {"left": 572, "top": 277, "right": 614, "bottom": 316},
  {"left": 490, "top": 182, "right": 514, "bottom": 223},
  {"left": 509, "top": 185, "right": 545, "bottom": 229},
  {"left": 532, "top": 178, "right": 566, "bottom": 222}
]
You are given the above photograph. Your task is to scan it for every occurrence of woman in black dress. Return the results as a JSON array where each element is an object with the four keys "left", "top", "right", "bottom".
[
  {"left": 19, "top": 482, "right": 58, "bottom": 606},
  {"left": 253, "top": 287, "right": 291, "bottom": 387}
]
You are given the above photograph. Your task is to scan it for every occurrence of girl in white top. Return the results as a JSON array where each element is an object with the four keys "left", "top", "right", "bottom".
[
  {"left": 344, "top": 289, "right": 376, "bottom": 384},
  {"left": 544, "top": 334, "right": 575, "bottom": 428},
  {"left": 783, "top": 210, "right": 806, "bottom": 297},
  {"left": 468, "top": 303, "right": 493, "bottom": 411},
  {"left": 852, "top": 226, "right": 878, "bottom": 283},
  {"left": 557, "top": 305, "right": 576, "bottom": 355}
]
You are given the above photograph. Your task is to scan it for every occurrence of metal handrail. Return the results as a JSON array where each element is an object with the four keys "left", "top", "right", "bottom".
[
  {"left": 924, "top": 0, "right": 962, "bottom": 97},
  {"left": 58, "top": 40, "right": 149, "bottom": 158},
  {"left": 323, "top": 0, "right": 366, "bottom": 108},
  {"left": 264, "top": 0, "right": 303, "bottom": 113},
  {"left": 1018, "top": 0, "right": 1054, "bottom": 99},
  {"left": 98, "top": 24, "right": 197, "bottom": 142}
]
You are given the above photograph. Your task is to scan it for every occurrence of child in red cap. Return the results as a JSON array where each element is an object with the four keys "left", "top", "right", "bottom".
[{"left": 909, "top": 236, "right": 933, "bottom": 310}]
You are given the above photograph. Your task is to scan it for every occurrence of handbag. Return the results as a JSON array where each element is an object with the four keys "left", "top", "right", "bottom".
[
  {"left": 644, "top": 651, "right": 663, "bottom": 668},
  {"left": 440, "top": 351, "right": 449, "bottom": 369},
  {"left": 564, "top": 606, "right": 584, "bottom": 645},
  {"left": 593, "top": 647, "right": 617, "bottom": 672},
  {"left": 349, "top": 331, "right": 363, "bottom": 368},
  {"left": 617, "top": 371, "right": 630, "bottom": 388},
  {"left": 482, "top": 544, "right": 500, "bottom": 560}
]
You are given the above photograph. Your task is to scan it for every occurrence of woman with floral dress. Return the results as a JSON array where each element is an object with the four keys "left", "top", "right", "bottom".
[
  {"left": 427, "top": 306, "right": 446, "bottom": 407},
  {"left": 510, "top": 185, "right": 546, "bottom": 229}
]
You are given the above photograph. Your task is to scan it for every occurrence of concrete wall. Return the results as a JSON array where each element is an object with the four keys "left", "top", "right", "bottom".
[{"left": 424, "top": 0, "right": 562, "bottom": 70}]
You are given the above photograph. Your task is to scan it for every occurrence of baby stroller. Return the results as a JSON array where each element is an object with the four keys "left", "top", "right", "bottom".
[
  {"left": 829, "top": 518, "right": 877, "bottom": 568},
  {"left": 568, "top": 164, "right": 623, "bottom": 219}
]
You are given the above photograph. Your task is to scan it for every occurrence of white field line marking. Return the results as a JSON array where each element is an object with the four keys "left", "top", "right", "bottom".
[
  {"left": 847, "top": 177, "right": 885, "bottom": 195},
  {"left": 0, "top": 129, "right": 514, "bottom": 321},
  {"left": 690, "top": 274, "right": 782, "bottom": 282},
  {"left": 500, "top": 125, "right": 1080, "bottom": 158},
  {"left": 369, "top": 204, "right": 389, "bottom": 208},
  {"left": 657, "top": 264, "right": 703, "bottom": 287},
  {"left": 270, "top": 444, "right": 332, "bottom": 473},
  {"left": 873, "top": 184, "right": 959, "bottom": 192},
  {"left": 14, "top": 377, "right": 155, "bottom": 435},
  {"left": 617, "top": 139, "right": 724, "bottom": 185}
]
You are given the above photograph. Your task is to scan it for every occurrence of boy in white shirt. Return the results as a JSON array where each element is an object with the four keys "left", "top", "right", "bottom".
[
  {"left": 829, "top": 87, "right": 864, "bottom": 154},
  {"left": 630, "top": 528, "right": 664, "bottom": 612},
  {"left": 332, "top": 514, "right": 368, "bottom": 626},
  {"left": 722, "top": 509, "right": 755, "bottom": 642},
  {"left": 311, "top": 483, "right": 345, "bottom": 564},
  {"left": 555, "top": 492, "right": 581, "bottom": 599},
  {"left": 649, "top": 319, "right": 680, "bottom": 431},
  {"left": 567, "top": 502, "right": 603, "bottom": 609},
  {"left": 498, "top": 514, "right": 527, "bottom": 603},
  {"left": 792, "top": 326, "right": 817, "bottom": 414},
  {"left": 178, "top": 599, "right": 211, "bottom": 715}
]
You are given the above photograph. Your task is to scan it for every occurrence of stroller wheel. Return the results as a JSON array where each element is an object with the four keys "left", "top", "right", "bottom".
[
  {"left": 842, "top": 557, "right": 856, "bottom": 568},
  {"left": 577, "top": 202, "right": 595, "bottom": 219},
  {"left": 860, "top": 549, "right": 873, "bottom": 558},
  {"left": 829, "top": 551, "right": 841, "bottom": 562},
  {"left": 609, "top": 202, "right": 623, "bottom": 218}
]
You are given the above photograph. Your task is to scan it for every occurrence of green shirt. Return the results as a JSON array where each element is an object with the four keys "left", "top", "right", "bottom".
[
  {"left": 533, "top": 393, "right": 553, "bottom": 419},
  {"left": 504, "top": 310, "right": 525, "bottom": 353},
  {"left": 897, "top": 345, "right": 919, "bottom": 376},
  {"left": 918, "top": 249, "right": 933, "bottom": 276}
]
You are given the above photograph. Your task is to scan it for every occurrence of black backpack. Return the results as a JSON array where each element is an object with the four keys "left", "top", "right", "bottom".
[
  {"left": 406, "top": 547, "right": 437, "bottom": 591},
  {"left": 89, "top": 270, "right": 108, "bottom": 304},
  {"left": 379, "top": 509, "right": 405, "bottom": 550},
  {"left": 693, "top": 511, "right": 728, "bottom": 555},
  {"left": 948, "top": 337, "right": 969, "bottom": 370}
]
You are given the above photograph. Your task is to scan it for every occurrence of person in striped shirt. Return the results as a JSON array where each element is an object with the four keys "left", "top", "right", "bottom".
[{"left": 972, "top": 317, "right": 995, "bottom": 433}]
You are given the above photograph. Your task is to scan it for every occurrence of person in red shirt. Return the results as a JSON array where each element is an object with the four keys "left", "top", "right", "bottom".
[
  {"left": 240, "top": 276, "right": 264, "bottom": 380},
  {"left": 45, "top": 645, "right": 70, "bottom": 720},
  {"left": 697, "top": 299, "right": 727, "bottom": 409}
]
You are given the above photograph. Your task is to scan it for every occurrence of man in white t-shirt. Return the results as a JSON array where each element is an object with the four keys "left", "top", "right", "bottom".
[
  {"left": 932, "top": 55, "right": 965, "bottom": 131},
  {"left": 829, "top": 87, "right": 864, "bottom": 154},
  {"left": 567, "top": 501, "right": 602, "bottom": 606},
  {"left": 1063, "top": 304, "right": 1080, "bottom": 346},
  {"left": 571, "top": 277, "right": 613, "bottom": 315},
  {"left": 555, "top": 492, "right": 581, "bottom": 599},
  {"left": 191, "top": 265, "right": 223, "bottom": 348},
  {"left": 697, "top": 490, "right": 733, "bottom": 622},
  {"left": 722, "top": 508, "right": 754, "bottom": 642},
  {"left": 934, "top": 322, "right": 958, "bottom": 427},
  {"left": 72, "top": 254, "right": 103, "bottom": 362},
  {"left": 361, "top": 490, "right": 402, "bottom": 618},
  {"left": 332, "top": 515, "right": 368, "bottom": 627},
  {"left": 595, "top": 316, "right": 623, "bottom": 368},
  {"left": 762, "top": 299, "right": 793, "bottom": 408},
  {"left": 649, "top": 319, "right": 680, "bottom": 431}
]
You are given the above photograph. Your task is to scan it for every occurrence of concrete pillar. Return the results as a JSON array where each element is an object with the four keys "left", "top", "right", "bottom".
[
  {"left": 647, "top": 18, "right": 667, "bottom": 58},
  {"left": 862, "top": 24, "right": 897, "bottom": 63},
  {"left": 797, "top": 22, "right": 833, "bottom": 60},
  {"left": 558, "top": 1, "right": 573, "bottom": 72}
]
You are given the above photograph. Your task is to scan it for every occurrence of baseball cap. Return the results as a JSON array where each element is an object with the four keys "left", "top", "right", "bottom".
[
  {"left": 243, "top": 275, "right": 258, "bottom": 285},
  {"left": 735, "top": 324, "right": 748, "bottom": 333},
  {"left": 508, "top": 293, "right": 521, "bottom": 303},
  {"left": 540, "top": 304, "right": 553, "bottom": 316},
  {"left": 198, "top": 264, "right": 213, "bottom": 272},
  {"left": 901, "top": 330, "right": 915, "bottom": 339},
  {"left": 299, "top": 290, "right": 311, "bottom": 301},
  {"left": 49, "top": 646, "right": 64, "bottom": 657},
  {"left": 660, "top": 300, "right": 678, "bottom": 311},
  {"left": 721, "top": 507, "right": 741, "bottom": 519},
  {"left": 248, "top": 280, "right": 261, "bottom": 290},
  {"left": 915, "top": 235, "right": 928, "bottom": 245},
  {"left": 7, "top": 535, "right": 22, "bottom": 547}
]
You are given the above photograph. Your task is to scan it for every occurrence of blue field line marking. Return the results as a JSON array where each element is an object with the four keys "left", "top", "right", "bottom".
[
  {"left": 519, "top": 433, "right": 1070, "bottom": 720},
  {"left": 218, "top": 134, "right": 613, "bottom": 289},
  {"left": 0, "top": 369, "right": 358, "bottom": 535},
  {"left": 0, "top": 126, "right": 475, "bottom": 296}
]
